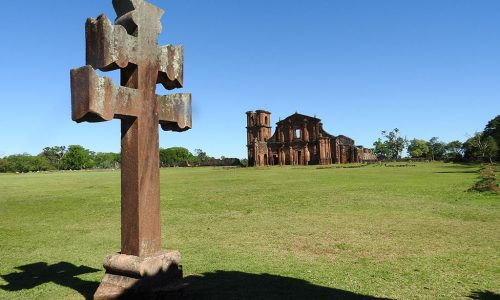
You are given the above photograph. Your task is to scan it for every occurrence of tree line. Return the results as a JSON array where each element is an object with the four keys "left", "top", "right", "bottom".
[
  {"left": 159, "top": 148, "right": 213, "bottom": 167},
  {"left": 0, "top": 146, "right": 221, "bottom": 173},
  {"left": 373, "top": 115, "right": 499, "bottom": 163},
  {"left": 2, "top": 115, "right": 497, "bottom": 172}
]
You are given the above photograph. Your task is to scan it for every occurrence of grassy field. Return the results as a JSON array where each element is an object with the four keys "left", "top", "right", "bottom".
[{"left": 0, "top": 162, "right": 498, "bottom": 299}]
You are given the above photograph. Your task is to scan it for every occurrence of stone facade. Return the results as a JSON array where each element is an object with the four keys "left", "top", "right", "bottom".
[{"left": 246, "top": 111, "right": 376, "bottom": 166}]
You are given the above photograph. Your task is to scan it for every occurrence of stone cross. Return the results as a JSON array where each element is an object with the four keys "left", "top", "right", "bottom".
[{"left": 70, "top": 0, "right": 190, "bottom": 297}]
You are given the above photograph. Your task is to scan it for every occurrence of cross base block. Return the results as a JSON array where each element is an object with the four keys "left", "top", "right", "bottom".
[{"left": 94, "top": 250, "right": 183, "bottom": 300}]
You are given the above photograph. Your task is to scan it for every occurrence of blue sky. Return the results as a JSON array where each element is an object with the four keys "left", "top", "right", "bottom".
[{"left": 0, "top": 0, "right": 499, "bottom": 159}]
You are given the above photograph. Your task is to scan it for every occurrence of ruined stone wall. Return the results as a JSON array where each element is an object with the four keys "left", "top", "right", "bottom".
[{"left": 357, "top": 147, "right": 377, "bottom": 162}]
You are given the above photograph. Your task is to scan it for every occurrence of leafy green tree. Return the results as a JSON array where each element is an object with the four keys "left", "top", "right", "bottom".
[
  {"left": 373, "top": 138, "right": 390, "bottom": 159},
  {"left": 408, "top": 139, "right": 430, "bottom": 158},
  {"left": 428, "top": 137, "right": 446, "bottom": 161},
  {"left": 172, "top": 147, "right": 193, "bottom": 163},
  {"left": 159, "top": 147, "right": 193, "bottom": 167},
  {"left": 4, "top": 154, "right": 50, "bottom": 172},
  {"left": 93, "top": 152, "right": 120, "bottom": 169},
  {"left": 159, "top": 148, "right": 175, "bottom": 167},
  {"left": 445, "top": 140, "right": 464, "bottom": 161},
  {"left": 378, "top": 128, "right": 408, "bottom": 160},
  {"left": 41, "top": 146, "right": 66, "bottom": 170},
  {"left": 484, "top": 136, "right": 498, "bottom": 163},
  {"left": 33, "top": 155, "right": 51, "bottom": 171},
  {"left": 483, "top": 115, "right": 500, "bottom": 160},
  {"left": 464, "top": 132, "right": 498, "bottom": 162},
  {"left": 5, "top": 154, "right": 31, "bottom": 172},
  {"left": 0, "top": 158, "right": 7, "bottom": 172},
  {"left": 240, "top": 158, "right": 248, "bottom": 167},
  {"left": 483, "top": 115, "right": 500, "bottom": 143},
  {"left": 193, "top": 148, "right": 211, "bottom": 163},
  {"left": 464, "top": 136, "right": 479, "bottom": 161},
  {"left": 61, "top": 145, "right": 94, "bottom": 170}
]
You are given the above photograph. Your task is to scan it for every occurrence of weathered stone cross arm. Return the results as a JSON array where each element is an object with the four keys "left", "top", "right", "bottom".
[
  {"left": 70, "top": 66, "right": 191, "bottom": 132},
  {"left": 85, "top": 9, "right": 183, "bottom": 90},
  {"left": 70, "top": 0, "right": 191, "bottom": 132}
]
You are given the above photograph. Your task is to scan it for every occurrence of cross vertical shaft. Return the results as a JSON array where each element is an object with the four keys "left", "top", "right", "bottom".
[
  {"left": 121, "top": 114, "right": 161, "bottom": 257},
  {"left": 119, "top": 18, "right": 162, "bottom": 256}
]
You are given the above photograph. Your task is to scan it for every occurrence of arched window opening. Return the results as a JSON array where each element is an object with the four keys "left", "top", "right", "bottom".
[{"left": 295, "top": 128, "right": 301, "bottom": 139}]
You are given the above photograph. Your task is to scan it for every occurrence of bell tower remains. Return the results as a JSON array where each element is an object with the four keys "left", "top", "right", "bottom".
[{"left": 246, "top": 110, "right": 272, "bottom": 166}]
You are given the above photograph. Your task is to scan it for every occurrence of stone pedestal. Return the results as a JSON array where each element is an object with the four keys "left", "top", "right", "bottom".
[{"left": 94, "top": 250, "right": 183, "bottom": 300}]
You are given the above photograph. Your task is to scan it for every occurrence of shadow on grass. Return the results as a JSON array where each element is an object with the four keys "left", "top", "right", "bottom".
[
  {"left": 435, "top": 171, "right": 478, "bottom": 174},
  {"left": 1, "top": 266, "right": 392, "bottom": 299},
  {"left": 184, "top": 270, "right": 391, "bottom": 300},
  {"left": 468, "top": 290, "right": 500, "bottom": 300},
  {"left": 0, "top": 262, "right": 99, "bottom": 299}
]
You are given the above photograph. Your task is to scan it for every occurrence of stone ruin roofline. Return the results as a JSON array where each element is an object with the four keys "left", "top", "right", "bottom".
[
  {"left": 247, "top": 110, "right": 358, "bottom": 145},
  {"left": 271, "top": 112, "right": 338, "bottom": 140},
  {"left": 246, "top": 110, "right": 271, "bottom": 114},
  {"left": 276, "top": 112, "right": 321, "bottom": 124}
]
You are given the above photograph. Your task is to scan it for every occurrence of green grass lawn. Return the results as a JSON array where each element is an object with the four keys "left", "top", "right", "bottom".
[{"left": 0, "top": 162, "right": 498, "bottom": 299}]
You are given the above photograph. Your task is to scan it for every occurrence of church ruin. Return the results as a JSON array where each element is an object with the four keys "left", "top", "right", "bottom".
[{"left": 246, "top": 110, "right": 376, "bottom": 166}]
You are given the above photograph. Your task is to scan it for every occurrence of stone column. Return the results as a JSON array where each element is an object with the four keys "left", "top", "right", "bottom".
[
  {"left": 305, "top": 145, "right": 310, "bottom": 165},
  {"left": 303, "top": 123, "right": 309, "bottom": 142}
]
